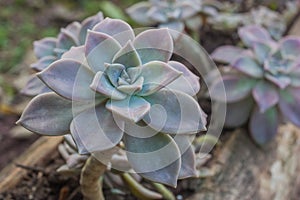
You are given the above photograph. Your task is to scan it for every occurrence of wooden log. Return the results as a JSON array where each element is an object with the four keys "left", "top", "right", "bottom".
[
  {"left": 0, "top": 136, "right": 63, "bottom": 193},
  {"left": 187, "top": 14, "right": 300, "bottom": 200}
]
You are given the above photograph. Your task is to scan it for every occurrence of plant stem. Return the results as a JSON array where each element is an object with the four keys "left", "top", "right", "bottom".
[
  {"left": 80, "top": 155, "right": 107, "bottom": 200},
  {"left": 152, "top": 182, "right": 176, "bottom": 200}
]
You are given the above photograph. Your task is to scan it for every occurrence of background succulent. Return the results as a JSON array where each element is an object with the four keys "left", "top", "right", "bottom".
[
  {"left": 210, "top": 25, "right": 300, "bottom": 145},
  {"left": 18, "top": 17, "right": 207, "bottom": 187},
  {"left": 21, "top": 12, "right": 104, "bottom": 96},
  {"left": 126, "top": 0, "right": 211, "bottom": 34}
]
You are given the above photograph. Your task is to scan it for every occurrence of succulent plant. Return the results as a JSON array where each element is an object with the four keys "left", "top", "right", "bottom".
[
  {"left": 210, "top": 25, "right": 300, "bottom": 145},
  {"left": 126, "top": 0, "right": 211, "bottom": 33},
  {"left": 18, "top": 17, "right": 206, "bottom": 187},
  {"left": 21, "top": 12, "right": 104, "bottom": 96}
]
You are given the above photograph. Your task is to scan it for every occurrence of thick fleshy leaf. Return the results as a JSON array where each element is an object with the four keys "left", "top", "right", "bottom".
[
  {"left": 17, "top": 93, "right": 73, "bottom": 135},
  {"left": 147, "top": 7, "right": 168, "bottom": 23},
  {"left": 252, "top": 80, "right": 279, "bottom": 112},
  {"left": 265, "top": 73, "right": 291, "bottom": 89},
  {"left": 159, "top": 21, "right": 185, "bottom": 34},
  {"left": 92, "top": 18, "right": 135, "bottom": 46},
  {"left": 61, "top": 46, "right": 87, "bottom": 66},
  {"left": 210, "top": 75, "right": 256, "bottom": 103},
  {"left": 238, "top": 25, "right": 272, "bottom": 47},
  {"left": 253, "top": 41, "right": 272, "bottom": 64},
  {"left": 90, "top": 71, "right": 127, "bottom": 100},
  {"left": 79, "top": 12, "right": 104, "bottom": 44},
  {"left": 112, "top": 41, "right": 142, "bottom": 67},
  {"left": 124, "top": 132, "right": 181, "bottom": 187},
  {"left": 31, "top": 56, "right": 57, "bottom": 72},
  {"left": 106, "top": 96, "right": 151, "bottom": 122},
  {"left": 166, "top": 61, "right": 200, "bottom": 96},
  {"left": 33, "top": 38, "right": 57, "bottom": 59},
  {"left": 85, "top": 30, "right": 121, "bottom": 72},
  {"left": 249, "top": 106, "right": 279, "bottom": 145},
  {"left": 105, "top": 63, "right": 125, "bottom": 87},
  {"left": 173, "top": 135, "right": 197, "bottom": 179},
  {"left": 137, "top": 61, "right": 182, "bottom": 96},
  {"left": 38, "top": 59, "right": 95, "bottom": 101},
  {"left": 127, "top": 67, "right": 142, "bottom": 83},
  {"left": 117, "top": 76, "right": 144, "bottom": 94},
  {"left": 225, "top": 97, "right": 254, "bottom": 128},
  {"left": 57, "top": 27, "right": 80, "bottom": 50},
  {"left": 126, "top": 2, "right": 155, "bottom": 26},
  {"left": 133, "top": 29, "right": 173, "bottom": 64},
  {"left": 278, "top": 88, "right": 300, "bottom": 127},
  {"left": 280, "top": 36, "right": 300, "bottom": 60},
  {"left": 211, "top": 45, "right": 245, "bottom": 64},
  {"left": 232, "top": 56, "right": 264, "bottom": 78},
  {"left": 21, "top": 76, "right": 51, "bottom": 96},
  {"left": 143, "top": 89, "right": 206, "bottom": 134},
  {"left": 70, "top": 105, "right": 124, "bottom": 154}
]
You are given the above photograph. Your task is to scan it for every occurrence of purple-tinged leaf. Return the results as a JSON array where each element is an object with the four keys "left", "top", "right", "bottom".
[
  {"left": 104, "top": 63, "right": 125, "bottom": 87},
  {"left": 133, "top": 29, "right": 173, "bottom": 64},
  {"left": 265, "top": 73, "right": 291, "bottom": 89},
  {"left": 112, "top": 41, "right": 142, "bottom": 67},
  {"left": 280, "top": 36, "right": 300, "bottom": 60},
  {"left": 79, "top": 12, "right": 104, "bottom": 44},
  {"left": 38, "top": 59, "right": 95, "bottom": 101},
  {"left": 90, "top": 71, "right": 127, "bottom": 100},
  {"left": 70, "top": 104, "right": 124, "bottom": 154},
  {"left": 21, "top": 75, "right": 51, "bottom": 96},
  {"left": 106, "top": 96, "right": 151, "bottom": 123},
  {"left": 147, "top": 7, "right": 168, "bottom": 23},
  {"left": 61, "top": 46, "right": 87, "bottom": 66},
  {"left": 278, "top": 88, "right": 300, "bottom": 127},
  {"left": 211, "top": 45, "right": 245, "bottom": 64},
  {"left": 126, "top": 2, "right": 154, "bottom": 26},
  {"left": 124, "top": 132, "right": 181, "bottom": 187},
  {"left": 138, "top": 61, "right": 182, "bottom": 96},
  {"left": 238, "top": 25, "right": 272, "bottom": 48},
  {"left": 85, "top": 30, "right": 121, "bottom": 72},
  {"left": 92, "top": 18, "right": 135, "bottom": 46},
  {"left": 31, "top": 56, "right": 57, "bottom": 72},
  {"left": 232, "top": 56, "right": 264, "bottom": 78},
  {"left": 225, "top": 97, "right": 254, "bottom": 128},
  {"left": 57, "top": 26, "right": 80, "bottom": 50},
  {"left": 253, "top": 41, "right": 272, "bottom": 64},
  {"left": 17, "top": 93, "right": 74, "bottom": 135},
  {"left": 252, "top": 80, "right": 279, "bottom": 112},
  {"left": 166, "top": 61, "right": 200, "bottom": 96},
  {"left": 210, "top": 75, "right": 256, "bottom": 103},
  {"left": 249, "top": 106, "right": 279, "bottom": 145},
  {"left": 33, "top": 37, "right": 57, "bottom": 59},
  {"left": 143, "top": 89, "right": 206, "bottom": 134}
]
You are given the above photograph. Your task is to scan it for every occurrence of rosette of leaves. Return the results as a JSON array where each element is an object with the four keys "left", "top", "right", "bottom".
[
  {"left": 21, "top": 12, "right": 104, "bottom": 96},
  {"left": 126, "top": 0, "right": 209, "bottom": 33},
  {"left": 211, "top": 25, "right": 300, "bottom": 145},
  {"left": 18, "top": 17, "right": 206, "bottom": 187}
]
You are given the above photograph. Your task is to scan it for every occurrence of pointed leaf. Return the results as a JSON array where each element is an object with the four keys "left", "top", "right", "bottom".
[
  {"left": 166, "top": 61, "right": 200, "bottom": 96},
  {"left": 279, "top": 88, "right": 300, "bottom": 127},
  {"left": 117, "top": 76, "right": 144, "bottom": 94},
  {"left": 232, "top": 56, "right": 264, "bottom": 78},
  {"left": 70, "top": 104, "right": 124, "bottom": 154},
  {"left": 112, "top": 41, "right": 142, "bottom": 67},
  {"left": 210, "top": 75, "right": 256, "bottom": 103},
  {"left": 249, "top": 106, "right": 279, "bottom": 145},
  {"left": 265, "top": 73, "right": 291, "bottom": 89},
  {"left": 225, "top": 97, "right": 254, "bottom": 128},
  {"left": 238, "top": 25, "right": 272, "bottom": 47},
  {"left": 17, "top": 93, "right": 73, "bottom": 135},
  {"left": 252, "top": 80, "right": 279, "bottom": 112},
  {"left": 126, "top": 2, "right": 154, "bottom": 26},
  {"left": 133, "top": 29, "right": 173, "bottom": 64},
  {"left": 137, "top": 61, "right": 182, "bottom": 96},
  {"left": 105, "top": 63, "right": 125, "bottom": 87},
  {"left": 31, "top": 56, "right": 57, "bottom": 72},
  {"left": 211, "top": 45, "right": 245, "bottom": 64},
  {"left": 33, "top": 37, "right": 57, "bottom": 59},
  {"left": 143, "top": 89, "right": 206, "bottom": 134},
  {"left": 57, "top": 27, "right": 80, "bottom": 50},
  {"left": 90, "top": 71, "right": 127, "bottom": 100},
  {"left": 85, "top": 30, "right": 121, "bottom": 72},
  {"left": 61, "top": 46, "right": 88, "bottom": 66},
  {"left": 38, "top": 59, "right": 95, "bottom": 101},
  {"left": 92, "top": 18, "right": 135, "bottom": 46},
  {"left": 280, "top": 36, "right": 300, "bottom": 60},
  {"left": 124, "top": 132, "right": 181, "bottom": 187},
  {"left": 106, "top": 96, "right": 151, "bottom": 123},
  {"left": 79, "top": 12, "right": 104, "bottom": 44},
  {"left": 21, "top": 76, "right": 51, "bottom": 96}
]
